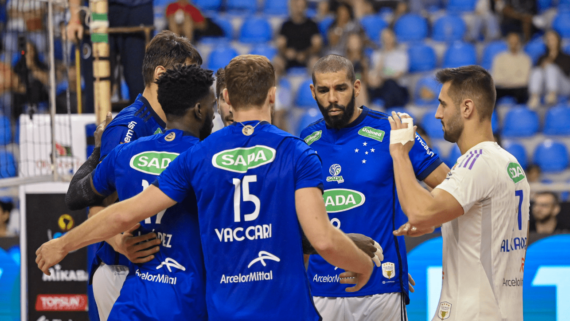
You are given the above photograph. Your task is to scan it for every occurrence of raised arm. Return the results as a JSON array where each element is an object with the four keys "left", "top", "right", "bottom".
[
  {"left": 36, "top": 185, "right": 177, "bottom": 275},
  {"left": 295, "top": 187, "right": 373, "bottom": 292}
]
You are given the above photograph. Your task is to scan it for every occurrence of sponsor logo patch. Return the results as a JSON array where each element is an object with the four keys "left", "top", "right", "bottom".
[
  {"left": 326, "top": 164, "right": 344, "bottom": 184},
  {"left": 129, "top": 151, "right": 179, "bottom": 175},
  {"left": 382, "top": 262, "right": 395, "bottom": 279},
  {"left": 507, "top": 162, "right": 525, "bottom": 183},
  {"left": 323, "top": 189, "right": 366, "bottom": 213},
  {"left": 304, "top": 130, "right": 322, "bottom": 145},
  {"left": 212, "top": 145, "right": 276, "bottom": 173},
  {"left": 35, "top": 294, "right": 88, "bottom": 311},
  {"left": 358, "top": 126, "right": 385, "bottom": 142},
  {"left": 438, "top": 301, "right": 452, "bottom": 320}
]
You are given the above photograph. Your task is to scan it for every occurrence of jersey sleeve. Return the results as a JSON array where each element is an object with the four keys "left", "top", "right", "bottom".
[
  {"left": 292, "top": 140, "right": 323, "bottom": 191},
  {"left": 91, "top": 146, "right": 120, "bottom": 197},
  {"left": 435, "top": 156, "right": 493, "bottom": 213},
  {"left": 100, "top": 117, "right": 143, "bottom": 160},
  {"left": 153, "top": 147, "right": 194, "bottom": 203},
  {"left": 409, "top": 133, "right": 443, "bottom": 181}
]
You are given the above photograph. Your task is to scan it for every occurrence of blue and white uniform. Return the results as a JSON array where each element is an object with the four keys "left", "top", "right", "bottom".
[
  {"left": 156, "top": 121, "right": 323, "bottom": 321},
  {"left": 91, "top": 129, "right": 206, "bottom": 321},
  {"left": 300, "top": 107, "right": 443, "bottom": 320}
]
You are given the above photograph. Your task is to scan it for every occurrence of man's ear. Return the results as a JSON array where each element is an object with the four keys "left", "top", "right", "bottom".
[
  {"left": 554, "top": 204, "right": 561, "bottom": 217},
  {"left": 153, "top": 66, "right": 167, "bottom": 83},
  {"left": 267, "top": 86, "right": 277, "bottom": 105},
  {"left": 462, "top": 99, "right": 475, "bottom": 119},
  {"left": 353, "top": 79, "right": 361, "bottom": 98},
  {"left": 310, "top": 84, "right": 316, "bottom": 100},
  {"left": 194, "top": 102, "right": 203, "bottom": 120},
  {"left": 223, "top": 88, "right": 231, "bottom": 106}
]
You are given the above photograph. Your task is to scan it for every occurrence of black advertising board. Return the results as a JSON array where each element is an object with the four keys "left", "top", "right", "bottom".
[{"left": 24, "top": 186, "right": 89, "bottom": 321}]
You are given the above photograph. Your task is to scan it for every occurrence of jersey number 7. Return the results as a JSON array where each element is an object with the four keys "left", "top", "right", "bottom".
[{"left": 142, "top": 179, "right": 167, "bottom": 224}]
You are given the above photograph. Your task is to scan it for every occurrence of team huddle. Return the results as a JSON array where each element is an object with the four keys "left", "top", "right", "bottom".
[{"left": 35, "top": 31, "right": 529, "bottom": 321}]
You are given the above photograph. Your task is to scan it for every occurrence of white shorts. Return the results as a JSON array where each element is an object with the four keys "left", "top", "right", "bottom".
[
  {"left": 314, "top": 293, "right": 408, "bottom": 321},
  {"left": 92, "top": 263, "right": 129, "bottom": 321}
]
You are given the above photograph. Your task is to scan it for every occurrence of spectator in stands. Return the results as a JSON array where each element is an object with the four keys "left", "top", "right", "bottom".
[
  {"left": 12, "top": 41, "right": 49, "bottom": 119},
  {"left": 530, "top": 191, "right": 570, "bottom": 233},
  {"left": 526, "top": 164, "right": 541, "bottom": 183},
  {"left": 367, "top": 28, "right": 409, "bottom": 108},
  {"left": 0, "top": 199, "right": 14, "bottom": 237},
  {"left": 326, "top": 3, "right": 363, "bottom": 56},
  {"left": 492, "top": 32, "right": 531, "bottom": 104},
  {"left": 346, "top": 32, "right": 369, "bottom": 107},
  {"left": 5, "top": 0, "right": 46, "bottom": 52},
  {"left": 469, "top": 0, "right": 500, "bottom": 41},
  {"left": 528, "top": 30, "right": 570, "bottom": 109},
  {"left": 276, "top": 0, "right": 322, "bottom": 71},
  {"left": 500, "top": 0, "right": 537, "bottom": 42},
  {"left": 166, "top": 0, "right": 205, "bottom": 41}
]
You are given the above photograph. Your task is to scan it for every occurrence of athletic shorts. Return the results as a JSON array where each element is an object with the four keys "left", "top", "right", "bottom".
[
  {"left": 92, "top": 263, "right": 129, "bottom": 321},
  {"left": 314, "top": 293, "right": 408, "bottom": 321}
]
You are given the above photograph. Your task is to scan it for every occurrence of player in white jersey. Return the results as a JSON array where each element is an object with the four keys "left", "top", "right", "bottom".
[{"left": 383, "top": 65, "right": 529, "bottom": 321}]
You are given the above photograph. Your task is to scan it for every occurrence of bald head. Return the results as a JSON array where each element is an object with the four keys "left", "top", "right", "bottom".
[{"left": 312, "top": 55, "right": 355, "bottom": 84}]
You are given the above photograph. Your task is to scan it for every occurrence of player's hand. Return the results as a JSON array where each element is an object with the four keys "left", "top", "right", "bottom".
[
  {"left": 66, "top": 20, "right": 84, "bottom": 43},
  {"left": 36, "top": 238, "right": 69, "bottom": 275},
  {"left": 346, "top": 233, "right": 383, "bottom": 267},
  {"left": 338, "top": 261, "right": 373, "bottom": 293},
  {"left": 114, "top": 224, "right": 160, "bottom": 264},
  {"left": 388, "top": 111, "right": 416, "bottom": 156},
  {"left": 393, "top": 222, "right": 435, "bottom": 237},
  {"left": 94, "top": 112, "right": 113, "bottom": 148},
  {"left": 409, "top": 273, "right": 416, "bottom": 293}
]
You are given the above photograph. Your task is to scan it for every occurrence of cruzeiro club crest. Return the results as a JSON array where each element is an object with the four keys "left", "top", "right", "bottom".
[
  {"left": 438, "top": 302, "right": 452, "bottom": 320},
  {"left": 382, "top": 262, "right": 395, "bottom": 279},
  {"left": 326, "top": 164, "right": 344, "bottom": 184}
]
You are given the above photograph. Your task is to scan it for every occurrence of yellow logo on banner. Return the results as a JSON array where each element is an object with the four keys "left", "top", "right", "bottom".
[{"left": 58, "top": 214, "right": 74, "bottom": 231}]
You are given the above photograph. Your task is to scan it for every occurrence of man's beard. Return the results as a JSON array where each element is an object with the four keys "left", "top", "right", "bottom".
[
  {"left": 442, "top": 112, "right": 464, "bottom": 143},
  {"left": 535, "top": 212, "right": 555, "bottom": 223},
  {"left": 199, "top": 114, "right": 214, "bottom": 140},
  {"left": 316, "top": 92, "right": 356, "bottom": 130}
]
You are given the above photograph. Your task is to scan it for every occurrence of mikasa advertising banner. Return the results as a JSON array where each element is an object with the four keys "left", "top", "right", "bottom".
[{"left": 21, "top": 183, "right": 89, "bottom": 321}]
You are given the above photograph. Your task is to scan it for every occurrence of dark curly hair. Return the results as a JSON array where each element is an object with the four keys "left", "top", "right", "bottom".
[{"left": 156, "top": 64, "right": 214, "bottom": 119}]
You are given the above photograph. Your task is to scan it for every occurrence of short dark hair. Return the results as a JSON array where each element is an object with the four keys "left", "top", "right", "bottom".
[
  {"left": 225, "top": 55, "right": 276, "bottom": 109},
  {"left": 156, "top": 64, "right": 214, "bottom": 119},
  {"left": 535, "top": 191, "right": 560, "bottom": 205},
  {"left": 215, "top": 68, "right": 226, "bottom": 100},
  {"left": 142, "top": 31, "right": 203, "bottom": 87},
  {"left": 0, "top": 200, "right": 13, "bottom": 224},
  {"left": 435, "top": 65, "right": 496, "bottom": 120},
  {"left": 312, "top": 55, "right": 356, "bottom": 84}
]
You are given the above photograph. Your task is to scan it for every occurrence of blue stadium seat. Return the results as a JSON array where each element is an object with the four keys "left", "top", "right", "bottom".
[
  {"left": 295, "top": 79, "right": 317, "bottom": 108},
  {"left": 481, "top": 40, "right": 508, "bottom": 70},
  {"left": 0, "top": 150, "right": 16, "bottom": 178},
  {"left": 408, "top": 43, "right": 437, "bottom": 73},
  {"left": 0, "top": 116, "right": 11, "bottom": 146},
  {"left": 319, "top": 16, "right": 335, "bottom": 42},
  {"left": 544, "top": 105, "right": 570, "bottom": 135},
  {"left": 422, "top": 110, "right": 444, "bottom": 139},
  {"left": 533, "top": 140, "right": 569, "bottom": 172},
  {"left": 194, "top": 0, "right": 222, "bottom": 11},
  {"left": 502, "top": 107, "right": 539, "bottom": 137},
  {"left": 492, "top": 111, "right": 499, "bottom": 134},
  {"left": 360, "top": 15, "right": 388, "bottom": 43},
  {"left": 296, "top": 108, "right": 322, "bottom": 136},
  {"left": 250, "top": 44, "right": 278, "bottom": 60},
  {"left": 503, "top": 141, "right": 528, "bottom": 169},
  {"left": 524, "top": 38, "right": 547, "bottom": 65},
  {"left": 447, "top": 0, "right": 477, "bottom": 13},
  {"left": 264, "top": 0, "right": 289, "bottom": 16},
  {"left": 537, "top": 0, "right": 552, "bottom": 12},
  {"left": 442, "top": 42, "right": 477, "bottom": 68},
  {"left": 432, "top": 15, "right": 466, "bottom": 42},
  {"left": 227, "top": 0, "right": 258, "bottom": 14},
  {"left": 414, "top": 76, "right": 442, "bottom": 106},
  {"left": 239, "top": 17, "right": 273, "bottom": 44},
  {"left": 394, "top": 14, "right": 428, "bottom": 42},
  {"left": 209, "top": 17, "right": 235, "bottom": 41},
  {"left": 553, "top": 13, "right": 570, "bottom": 39},
  {"left": 446, "top": 145, "right": 462, "bottom": 168},
  {"left": 207, "top": 47, "right": 239, "bottom": 71}
]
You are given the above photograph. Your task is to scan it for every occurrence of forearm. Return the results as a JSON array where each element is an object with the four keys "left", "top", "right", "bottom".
[
  {"left": 391, "top": 151, "right": 438, "bottom": 226},
  {"left": 66, "top": 147, "right": 105, "bottom": 210},
  {"left": 69, "top": 0, "right": 82, "bottom": 21},
  {"left": 316, "top": 227, "right": 372, "bottom": 274},
  {"left": 60, "top": 199, "right": 138, "bottom": 253}
]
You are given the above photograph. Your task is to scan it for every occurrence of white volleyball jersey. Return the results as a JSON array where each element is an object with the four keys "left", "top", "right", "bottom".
[{"left": 433, "top": 142, "right": 529, "bottom": 321}]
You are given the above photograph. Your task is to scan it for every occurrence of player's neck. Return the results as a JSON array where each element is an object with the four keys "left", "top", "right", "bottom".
[
  {"left": 232, "top": 105, "right": 272, "bottom": 123},
  {"left": 456, "top": 121, "right": 495, "bottom": 154},
  {"left": 142, "top": 85, "right": 167, "bottom": 123}
]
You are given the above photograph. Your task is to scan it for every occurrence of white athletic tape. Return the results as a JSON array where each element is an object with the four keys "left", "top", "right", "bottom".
[
  {"left": 390, "top": 113, "right": 415, "bottom": 145},
  {"left": 373, "top": 241, "right": 384, "bottom": 267}
]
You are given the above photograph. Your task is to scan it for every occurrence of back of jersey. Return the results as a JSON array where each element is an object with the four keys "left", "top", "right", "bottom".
[{"left": 188, "top": 122, "right": 322, "bottom": 321}]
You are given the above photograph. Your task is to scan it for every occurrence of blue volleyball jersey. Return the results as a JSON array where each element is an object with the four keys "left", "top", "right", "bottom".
[
  {"left": 300, "top": 107, "right": 443, "bottom": 299},
  {"left": 91, "top": 129, "right": 206, "bottom": 320},
  {"left": 96, "top": 93, "right": 165, "bottom": 267},
  {"left": 155, "top": 121, "right": 323, "bottom": 321}
]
